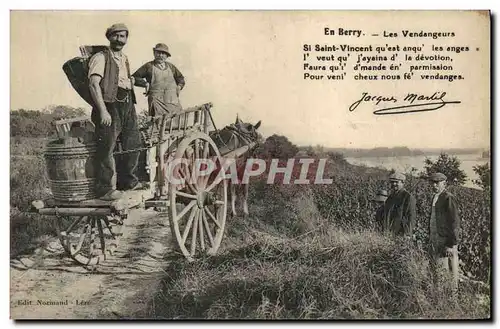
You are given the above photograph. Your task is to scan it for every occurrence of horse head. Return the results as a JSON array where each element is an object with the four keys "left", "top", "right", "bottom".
[
  {"left": 233, "top": 115, "right": 263, "bottom": 146},
  {"left": 210, "top": 115, "right": 263, "bottom": 154}
]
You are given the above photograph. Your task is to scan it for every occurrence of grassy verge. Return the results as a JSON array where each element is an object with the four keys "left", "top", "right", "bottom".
[
  {"left": 150, "top": 225, "right": 489, "bottom": 319},
  {"left": 10, "top": 138, "right": 52, "bottom": 257},
  {"left": 147, "top": 184, "right": 490, "bottom": 319}
]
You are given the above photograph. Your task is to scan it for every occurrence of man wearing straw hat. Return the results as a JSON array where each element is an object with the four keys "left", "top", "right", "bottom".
[
  {"left": 428, "top": 172, "right": 461, "bottom": 291},
  {"left": 382, "top": 172, "right": 416, "bottom": 236},
  {"left": 132, "top": 43, "right": 186, "bottom": 116},
  {"left": 88, "top": 23, "right": 143, "bottom": 201}
]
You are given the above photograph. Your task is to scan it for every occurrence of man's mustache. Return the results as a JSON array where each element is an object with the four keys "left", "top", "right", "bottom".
[{"left": 111, "top": 41, "right": 125, "bottom": 46}]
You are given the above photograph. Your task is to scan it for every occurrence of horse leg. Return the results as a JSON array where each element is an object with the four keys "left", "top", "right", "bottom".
[
  {"left": 231, "top": 183, "right": 237, "bottom": 217},
  {"left": 243, "top": 182, "right": 249, "bottom": 216}
]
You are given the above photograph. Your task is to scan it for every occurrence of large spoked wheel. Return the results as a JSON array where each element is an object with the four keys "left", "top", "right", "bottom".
[
  {"left": 168, "top": 132, "right": 228, "bottom": 261},
  {"left": 54, "top": 215, "right": 124, "bottom": 266}
]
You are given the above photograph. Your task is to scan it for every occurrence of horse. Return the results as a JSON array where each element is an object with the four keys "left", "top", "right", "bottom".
[{"left": 209, "top": 116, "right": 262, "bottom": 217}]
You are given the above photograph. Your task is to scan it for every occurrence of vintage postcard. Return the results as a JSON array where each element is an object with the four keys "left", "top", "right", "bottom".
[{"left": 10, "top": 10, "right": 491, "bottom": 320}]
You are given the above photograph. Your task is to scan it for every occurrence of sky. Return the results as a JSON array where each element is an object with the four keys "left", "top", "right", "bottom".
[{"left": 10, "top": 10, "right": 490, "bottom": 149}]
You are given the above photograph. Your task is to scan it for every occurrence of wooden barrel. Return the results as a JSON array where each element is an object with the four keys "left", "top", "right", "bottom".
[{"left": 44, "top": 138, "right": 97, "bottom": 201}]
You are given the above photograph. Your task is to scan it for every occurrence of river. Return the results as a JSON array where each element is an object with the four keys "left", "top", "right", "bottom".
[{"left": 345, "top": 153, "right": 489, "bottom": 189}]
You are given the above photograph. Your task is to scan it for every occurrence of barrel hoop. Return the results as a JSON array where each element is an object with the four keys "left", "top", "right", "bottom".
[
  {"left": 48, "top": 178, "right": 96, "bottom": 183},
  {"left": 51, "top": 191, "right": 95, "bottom": 196},
  {"left": 44, "top": 147, "right": 97, "bottom": 153},
  {"left": 52, "top": 195, "right": 96, "bottom": 201},
  {"left": 44, "top": 149, "right": 97, "bottom": 154},
  {"left": 50, "top": 188, "right": 96, "bottom": 193},
  {"left": 53, "top": 193, "right": 96, "bottom": 198},
  {"left": 44, "top": 154, "right": 97, "bottom": 160}
]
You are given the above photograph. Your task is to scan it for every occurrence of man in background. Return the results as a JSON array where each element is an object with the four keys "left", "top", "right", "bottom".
[
  {"left": 382, "top": 172, "right": 416, "bottom": 236},
  {"left": 428, "top": 172, "right": 461, "bottom": 292},
  {"left": 132, "top": 43, "right": 186, "bottom": 116},
  {"left": 372, "top": 189, "right": 388, "bottom": 230}
]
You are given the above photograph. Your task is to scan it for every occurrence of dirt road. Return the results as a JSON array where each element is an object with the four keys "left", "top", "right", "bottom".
[{"left": 10, "top": 208, "right": 174, "bottom": 319}]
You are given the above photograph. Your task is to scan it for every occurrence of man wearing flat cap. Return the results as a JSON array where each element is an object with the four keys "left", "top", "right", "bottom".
[
  {"left": 428, "top": 172, "right": 460, "bottom": 291},
  {"left": 88, "top": 23, "right": 143, "bottom": 201},
  {"left": 132, "top": 43, "right": 186, "bottom": 116},
  {"left": 382, "top": 172, "right": 416, "bottom": 236}
]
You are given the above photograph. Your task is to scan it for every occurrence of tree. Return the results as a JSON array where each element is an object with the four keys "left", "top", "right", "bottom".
[
  {"left": 305, "top": 145, "right": 315, "bottom": 157},
  {"left": 255, "top": 134, "right": 299, "bottom": 160},
  {"left": 326, "top": 151, "right": 347, "bottom": 165},
  {"left": 473, "top": 162, "right": 490, "bottom": 191},
  {"left": 421, "top": 152, "right": 467, "bottom": 186}
]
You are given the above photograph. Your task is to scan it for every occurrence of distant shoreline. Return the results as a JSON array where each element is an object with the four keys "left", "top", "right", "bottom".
[
  {"left": 298, "top": 145, "right": 488, "bottom": 159},
  {"left": 345, "top": 152, "right": 486, "bottom": 159}
]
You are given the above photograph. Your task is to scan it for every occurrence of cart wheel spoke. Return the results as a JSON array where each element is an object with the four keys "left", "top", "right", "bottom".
[
  {"left": 195, "top": 139, "right": 201, "bottom": 159},
  {"left": 206, "top": 175, "right": 224, "bottom": 193},
  {"left": 96, "top": 217, "right": 107, "bottom": 257},
  {"left": 89, "top": 217, "right": 97, "bottom": 257},
  {"left": 65, "top": 216, "right": 86, "bottom": 235},
  {"left": 205, "top": 207, "right": 221, "bottom": 228},
  {"left": 56, "top": 215, "right": 121, "bottom": 267},
  {"left": 198, "top": 210, "right": 205, "bottom": 251},
  {"left": 175, "top": 191, "right": 197, "bottom": 200},
  {"left": 201, "top": 210, "right": 215, "bottom": 247},
  {"left": 174, "top": 200, "right": 196, "bottom": 222},
  {"left": 181, "top": 208, "right": 198, "bottom": 244},
  {"left": 203, "top": 140, "right": 210, "bottom": 159},
  {"left": 72, "top": 220, "right": 90, "bottom": 256},
  {"left": 190, "top": 212, "right": 199, "bottom": 256},
  {"left": 184, "top": 148, "right": 199, "bottom": 190},
  {"left": 179, "top": 165, "right": 198, "bottom": 194}
]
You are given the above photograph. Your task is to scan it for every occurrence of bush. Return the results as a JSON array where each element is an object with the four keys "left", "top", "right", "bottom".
[
  {"left": 421, "top": 153, "right": 467, "bottom": 186},
  {"left": 472, "top": 163, "right": 490, "bottom": 192},
  {"left": 255, "top": 135, "right": 299, "bottom": 160},
  {"left": 11, "top": 106, "right": 89, "bottom": 138}
]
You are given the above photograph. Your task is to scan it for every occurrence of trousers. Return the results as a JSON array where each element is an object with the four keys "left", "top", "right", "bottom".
[
  {"left": 91, "top": 92, "right": 142, "bottom": 194},
  {"left": 431, "top": 244, "right": 459, "bottom": 291}
]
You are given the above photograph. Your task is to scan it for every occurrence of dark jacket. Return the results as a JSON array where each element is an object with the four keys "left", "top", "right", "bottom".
[
  {"left": 95, "top": 48, "right": 137, "bottom": 104},
  {"left": 132, "top": 61, "right": 185, "bottom": 90},
  {"left": 375, "top": 205, "right": 385, "bottom": 231},
  {"left": 383, "top": 188, "right": 416, "bottom": 236},
  {"left": 430, "top": 190, "right": 460, "bottom": 253}
]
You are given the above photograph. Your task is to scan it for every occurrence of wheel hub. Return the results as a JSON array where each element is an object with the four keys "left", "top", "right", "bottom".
[
  {"left": 197, "top": 191, "right": 216, "bottom": 208},
  {"left": 196, "top": 191, "right": 206, "bottom": 208}
]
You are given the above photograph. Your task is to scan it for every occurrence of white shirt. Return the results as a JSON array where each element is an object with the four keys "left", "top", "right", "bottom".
[{"left": 88, "top": 51, "right": 132, "bottom": 90}]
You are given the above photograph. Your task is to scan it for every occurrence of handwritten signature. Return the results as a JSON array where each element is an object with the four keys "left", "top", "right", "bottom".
[{"left": 348, "top": 92, "right": 461, "bottom": 115}]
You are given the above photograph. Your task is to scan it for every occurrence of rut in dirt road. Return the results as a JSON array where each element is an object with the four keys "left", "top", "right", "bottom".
[{"left": 10, "top": 208, "right": 175, "bottom": 319}]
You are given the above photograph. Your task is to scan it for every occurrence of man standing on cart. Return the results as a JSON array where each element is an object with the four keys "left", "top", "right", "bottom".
[
  {"left": 88, "top": 23, "right": 143, "bottom": 201},
  {"left": 132, "top": 43, "right": 186, "bottom": 116}
]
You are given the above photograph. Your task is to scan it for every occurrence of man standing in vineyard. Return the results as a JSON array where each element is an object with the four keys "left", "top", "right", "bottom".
[
  {"left": 382, "top": 172, "right": 416, "bottom": 236},
  {"left": 372, "top": 189, "right": 388, "bottom": 230},
  {"left": 428, "top": 172, "right": 460, "bottom": 292}
]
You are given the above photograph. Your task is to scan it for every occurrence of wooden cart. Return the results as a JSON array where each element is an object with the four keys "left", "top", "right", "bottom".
[{"left": 31, "top": 103, "right": 255, "bottom": 266}]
